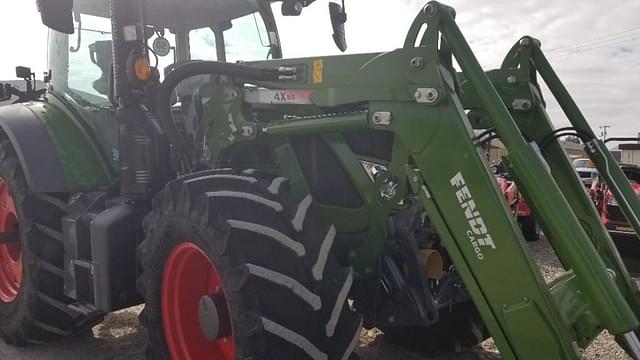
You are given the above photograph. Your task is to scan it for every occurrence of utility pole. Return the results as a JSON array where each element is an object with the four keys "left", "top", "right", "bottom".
[{"left": 599, "top": 125, "right": 611, "bottom": 141}]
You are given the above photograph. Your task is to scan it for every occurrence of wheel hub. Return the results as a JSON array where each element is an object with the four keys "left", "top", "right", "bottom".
[
  {"left": 198, "top": 294, "right": 231, "bottom": 341},
  {"left": 161, "top": 242, "right": 235, "bottom": 359}
]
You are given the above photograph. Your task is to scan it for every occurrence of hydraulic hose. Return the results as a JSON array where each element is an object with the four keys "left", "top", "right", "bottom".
[{"left": 155, "top": 60, "right": 281, "bottom": 166}]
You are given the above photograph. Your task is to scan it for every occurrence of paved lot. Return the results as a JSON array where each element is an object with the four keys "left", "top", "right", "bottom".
[{"left": 0, "top": 237, "right": 634, "bottom": 360}]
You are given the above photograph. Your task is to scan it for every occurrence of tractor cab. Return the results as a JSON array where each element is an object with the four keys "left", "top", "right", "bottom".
[{"left": 43, "top": 0, "right": 283, "bottom": 172}]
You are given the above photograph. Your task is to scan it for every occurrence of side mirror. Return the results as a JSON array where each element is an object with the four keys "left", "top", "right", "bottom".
[
  {"left": 282, "top": 0, "right": 304, "bottom": 16},
  {"left": 281, "top": 0, "right": 316, "bottom": 16},
  {"left": 36, "top": 0, "right": 74, "bottom": 34},
  {"left": 15, "top": 66, "right": 33, "bottom": 80},
  {"left": 329, "top": 2, "right": 347, "bottom": 52}
]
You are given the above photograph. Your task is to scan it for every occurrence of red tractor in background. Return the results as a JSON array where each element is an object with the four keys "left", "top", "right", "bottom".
[
  {"left": 493, "top": 162, "right": 540, "bottom": 242},
  {"left": 591, "top": 164, "right": 640, "bottom": 234},
  {"left": 590, "top": 164, "right": 640, "bottom": 266}
]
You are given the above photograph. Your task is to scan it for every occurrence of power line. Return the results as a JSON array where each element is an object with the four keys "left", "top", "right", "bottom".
[
  {"left": 546, "top": 32, "right": 640, "bottom": 58},
  {"left": 484, "top": 28, "right": 640, "bottom": 68},
  {"left": 547, "top": 35, "right": 640, "bottom": 60},
  {"left": 545, "top": 27, "right": 640, "bottom": 54}
]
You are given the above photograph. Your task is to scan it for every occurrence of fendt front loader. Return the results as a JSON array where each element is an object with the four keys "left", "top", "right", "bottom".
[{"left": 1, "top": 0, "right": 640, "bottom": 359}]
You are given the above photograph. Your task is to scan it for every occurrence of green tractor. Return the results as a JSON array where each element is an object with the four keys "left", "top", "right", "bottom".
[{"left": 2, "top": 0, "right": 640, "bottom": 359}]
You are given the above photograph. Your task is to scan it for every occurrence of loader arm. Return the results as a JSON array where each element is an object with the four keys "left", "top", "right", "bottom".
[
  {"left": 463, "top": 34, "right": 640, "bottom": 355},
  {"left": 405, "top": 3, "right": 640, "bottom": 358}
]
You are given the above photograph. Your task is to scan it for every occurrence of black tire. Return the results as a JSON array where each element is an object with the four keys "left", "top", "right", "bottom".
[
  {"left": 138, "top": 169, "right": 362, "bottom": 359},
  {"left": 381, "top": 302, "right": 488, "bottom": 353},
  {"left": 0, "top": 139, "right": 103, "bottom": 345},
  {"left": 519, "top": 215, "right": 540, "bottom": 242}
]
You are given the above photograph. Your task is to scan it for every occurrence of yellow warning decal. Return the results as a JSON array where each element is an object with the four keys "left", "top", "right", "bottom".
[{"left": 312, "top": 59, "right": 324, "bottom": 84}]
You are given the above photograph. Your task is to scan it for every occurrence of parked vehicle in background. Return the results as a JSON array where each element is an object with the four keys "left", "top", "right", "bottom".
[
  {"left": 590, "top": 164, "right": 640, "bottom": 267},
  {"left": 574, "top": 158, "right": 599, "bottom": 188},
  {"left": 493, "top": 163, "right": 540, "bottom": 242},
  {"left": 592, "top": 164, "right": 640, "bottom": 233}
]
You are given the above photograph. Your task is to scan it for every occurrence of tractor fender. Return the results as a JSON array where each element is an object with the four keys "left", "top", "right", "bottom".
[{"left": 0, "top": 101, "right": 115, "bottom": 193}]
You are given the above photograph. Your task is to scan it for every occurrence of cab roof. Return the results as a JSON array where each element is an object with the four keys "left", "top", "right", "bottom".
[{"left": 74, "top": 0, "right": 269, "bottom": 30}]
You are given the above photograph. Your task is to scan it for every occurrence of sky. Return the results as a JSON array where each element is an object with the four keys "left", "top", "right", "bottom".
[{"left": 0, "top": 0, "right": 638, "bottom": 140}]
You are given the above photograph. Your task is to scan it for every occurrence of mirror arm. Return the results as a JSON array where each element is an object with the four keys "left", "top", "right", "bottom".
[{"left": 70, "top": 16, "right": 82, "bottom": 52}]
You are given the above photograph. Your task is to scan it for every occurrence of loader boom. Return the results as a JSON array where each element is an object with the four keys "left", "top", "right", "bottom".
[{"left": 232, "top": 2, "right": 640, "bottom": 358}]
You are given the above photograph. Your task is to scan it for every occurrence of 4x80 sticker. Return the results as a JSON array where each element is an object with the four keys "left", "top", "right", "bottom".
[{"left": 450, "top": 172, "right": 497, "bottom": 260}]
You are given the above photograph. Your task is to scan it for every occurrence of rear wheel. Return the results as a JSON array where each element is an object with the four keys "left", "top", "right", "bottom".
[
  {"left": 138, "top": 169, "right": 362, "bottom": 359},
  {"left": 0, "top": 139, "right": 103, "bottom": 345}
]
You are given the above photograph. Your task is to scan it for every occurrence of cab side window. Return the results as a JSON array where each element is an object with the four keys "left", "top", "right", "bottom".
[{"left": 67, "top": 14, "right": 112, "bottom": 106}]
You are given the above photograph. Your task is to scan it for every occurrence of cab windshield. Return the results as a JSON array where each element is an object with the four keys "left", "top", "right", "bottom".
[{"left": 49, "top": 2, "right": 277, "bottom": 108}]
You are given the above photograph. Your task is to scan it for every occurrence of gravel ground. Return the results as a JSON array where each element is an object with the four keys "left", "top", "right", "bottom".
[{"left": 0, "top": 237, "right": 634, "bottom": 359}]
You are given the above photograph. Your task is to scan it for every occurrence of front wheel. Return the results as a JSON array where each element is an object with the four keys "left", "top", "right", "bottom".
[
  {"left": 137, "top": 169, "right": 362, "bottom": 359},
  {"left": 519, "top": 215, "right": 540, "bottom": 242}
]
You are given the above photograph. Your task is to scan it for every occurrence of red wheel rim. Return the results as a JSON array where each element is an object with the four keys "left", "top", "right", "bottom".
[
  {"left": 162, "top": 242, "right": 235, "bottom": 360},
  {"left": 0, "top": 178, "right": 21, "bottom": 303}
]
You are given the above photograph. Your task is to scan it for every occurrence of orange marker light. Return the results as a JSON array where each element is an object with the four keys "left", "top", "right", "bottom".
[{"left": 134, "top": 57, "right": 151, "bottom": 82}]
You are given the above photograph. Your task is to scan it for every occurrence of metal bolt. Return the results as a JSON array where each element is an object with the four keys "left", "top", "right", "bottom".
[
  {"left": 423, "top": 3, "right": 438, "bottom": 17},
  {"left": 507, "top": 75, "right": 517, "bottom": 84},
  {"left": 415, "top": 88, "right": 439, "bottom": 104},
  {"left": 410, "top": 57, "right": 424, "bottom": 69},
  {"left": 278, "top": 66, "right": 297, "bottom": 74},
  {"left": 278, "top": 75, "right": 297, "bottom": 81},
  {"left": 519, "top": 37, "right": 531, "bottom": 46},
  {"left": 426, "top": 89, "right": 438, "bottom": 101},
  {"left": 372, "top": 111, "right": 392, "bottom": 126},
  {"left": 512, "top": 99, "right": 532, "bottom": 111},
  {"left": 242, "top": 126, "right": 254, "bottom": 137}
]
